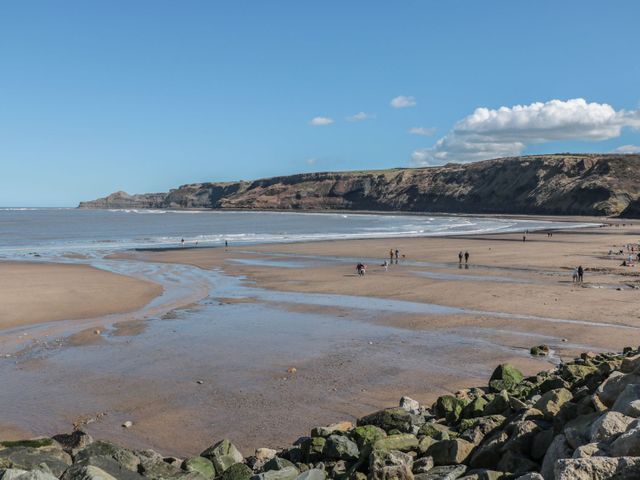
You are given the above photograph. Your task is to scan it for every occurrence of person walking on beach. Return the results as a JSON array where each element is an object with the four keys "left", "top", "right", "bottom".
[
  {"left": 225, "top": 240, "right": 228, "bottom": 248},
  {"left": 181, "top": 238, "right": 185, "bottom": 247},
  {"left": 572, "top": 267, "right": 578, "bottom": 283},
  {"left": 464, "top": 251, "right": 469, "bottom": 264},
  {"left": 356, "top": 262, "right": 365, "bottom": 276},
  {"left": 395, "top": 249, "right": 399, "bottom": 263},
  {"left": 458, "top": 251, "right": 463, "bottom": 264},
  {"left": 578, "top": 265, "right": 584, "bottom": 283},
  {"left": 523, "top": 235, "right": 526, "bottom": 242},
  {"left": 382, "top": 260, "right": 389, "bottom": 271},
  {"left": 389, "top": 249, "right": 394, "bottom": 262}
]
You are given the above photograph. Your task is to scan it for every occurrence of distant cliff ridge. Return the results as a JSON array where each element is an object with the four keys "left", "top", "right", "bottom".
[{"left": 79, "top": 154, "right": 640, "bottom": 217}]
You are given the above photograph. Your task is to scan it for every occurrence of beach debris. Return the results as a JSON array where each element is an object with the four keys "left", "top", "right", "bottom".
[
  {"left": 94, "top": 329, "right": 101, "bottom": 335},
  {"left": 122, "top": 420, "right": 133, "bottom": 428},
  {"left": 287, "top": 367, "right": 297, "bottom": 374},
  {"left": 196, "top": 380, "right": 204, "bottom": 384}
]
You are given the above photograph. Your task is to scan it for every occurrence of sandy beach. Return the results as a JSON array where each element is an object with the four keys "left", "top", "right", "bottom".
[
  {"left": 2, "top": 217, "right": 640, "bottom": 455},
  {"left": 0, "top": 262, "right": 163, "bottom": 330}
]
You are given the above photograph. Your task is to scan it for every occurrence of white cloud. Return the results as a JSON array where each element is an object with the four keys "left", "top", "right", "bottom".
[
  {"left": 309, "top": 116, "right": 334, "bottom": 126},
  {"left": 411, "top": 98, "right": 640, "bottom": 165},
  {"left": 346, "top": 112, "right": 375, "bottom": 122},
  {"left": 409, "top": 126, "right": 436, "bottom": 136},
  {"left": 614, "top": 145, "right": 640, "bottom": 154},
  {"left": 306, "top": 158, "right": 318, "bottom": 165},
  {"left": 390, "top": 96, "right": 416, "bottom": 108}
]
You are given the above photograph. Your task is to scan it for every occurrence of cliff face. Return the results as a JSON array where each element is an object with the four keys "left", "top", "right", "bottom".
[{"left": 79, "top": 154, "right": 640, "bottom": 216}]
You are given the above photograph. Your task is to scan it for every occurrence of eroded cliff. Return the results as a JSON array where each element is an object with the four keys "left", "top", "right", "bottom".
[{"left": 79, "top": 154, "right": 640, "bottom": 217}]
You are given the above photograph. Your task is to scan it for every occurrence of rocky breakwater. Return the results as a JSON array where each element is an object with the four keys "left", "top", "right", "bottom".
[{"left": 3, "top": 348, "right": 640, "bottom": 479}]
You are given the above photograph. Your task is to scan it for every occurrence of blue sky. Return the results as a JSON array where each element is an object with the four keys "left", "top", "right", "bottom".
[{"left": 1, "top": 1, "right": 639, "bottom": 206}]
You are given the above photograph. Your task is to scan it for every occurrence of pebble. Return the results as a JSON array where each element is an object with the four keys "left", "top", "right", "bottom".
[
  {"left": 122, "top": 421, "right": 133, "bottom": 428},
  {"left": 196, "top": 380, "right": 204, "bottom": 384}
]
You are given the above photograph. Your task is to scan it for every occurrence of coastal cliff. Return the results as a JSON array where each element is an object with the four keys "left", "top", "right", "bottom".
[{"left": 79, "top": 154, "right": 640, "bottom": 217}]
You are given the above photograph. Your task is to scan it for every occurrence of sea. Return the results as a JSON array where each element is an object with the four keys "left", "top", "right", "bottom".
[{"left": 0, "top": 208, "right": 597, "bottom": 259}]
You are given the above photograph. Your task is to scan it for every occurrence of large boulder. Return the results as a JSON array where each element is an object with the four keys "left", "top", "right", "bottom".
[
  {"left": 610, "top": 422, "right": 640, "bottom": 456},
  {"left": 414, "top": 465, "right": 466, "bottom": 479},
  {"left": 358, "top": 408, "right": 418, "bottom": 433},
  {"left": 489, "top": 364, "right": 524, "bottom": 393},
  {"left": 373, "top": 434, "right": 419, "bottom": 453},
  {"left": 310, "top": 422, "right": 353, "bottom": 438},
  {"left": 0, "top": 445, "right": 72, "bottom": 478},
  {"left": 200, "top": 439, "right": 244, "bottom": 475},
  {"left": 540, "top": 434, "right": 572, "bottom": 480},
  {"left": 554, "top": 457, "right": 640, "bottom": 479},
  {"left": 426, "top": 439, "right": 475, "bottom": 466},
  {"left": 590, "top": 411, "right": 634, "bottom": 443},
  {"left": 221, "top": 463, "right": 253, "bottom": 480},
  {"left": 595, "top": 372, "right": 640, "bottom": 407},
  {"left": 350, "top": 425, "right": 387, "bottom": 450},
  {"left": 182, "top": 457, "right": 216, "bottom": 478},
  {"left": 433, "top": 396, "right": 467, "bottom": 424},
  {"left": 611, "top": 384, "right": 640, "bottom": 417},
  {"left": 62, "top": 466, "right": 117, "bottom": 479},
  {"left": 533, "top": 388, "right": 573, "bottom": 419},
  {"left": 369, "top": 449, "right": 413, "bottom": 480},
  {"left": 252, "top": 467, "right": 299, "bottom": 480},
  {"left": 295, "top": 469, "right": 326, "bottom": 480},
  {"left": 323, "top": 435, "right": 359, "bottom": 461},
  {"left": 73, "top": 441, "right": 140, "bottom": 473}
]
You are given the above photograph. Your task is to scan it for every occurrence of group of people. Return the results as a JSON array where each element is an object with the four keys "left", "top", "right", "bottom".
[
  {"left": 572, "top": 265, "right": 584, "bottom": 283},
  {"left": 355, "top": 248, "right": 402, "bottom": 276},
  {"left": 458, "top": 251, "right": 470, "bottom": 264}
]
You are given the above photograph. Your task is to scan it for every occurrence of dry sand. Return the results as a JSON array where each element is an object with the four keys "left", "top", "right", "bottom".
[{"left": 0, "top": 262, "right": 162, "bottom": 329}]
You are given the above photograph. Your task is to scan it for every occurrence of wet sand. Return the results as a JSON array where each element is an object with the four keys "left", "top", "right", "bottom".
[
  {"left": 2, "top": 218, "right": 640, "bottom": 455},
  {"left": 0, "top": 262, "right": 163, "bottom": 329}
]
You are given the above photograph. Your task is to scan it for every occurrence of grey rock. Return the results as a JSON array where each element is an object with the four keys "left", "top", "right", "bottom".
[
  {"left": 426, "top": 439, "right": 474, "bottom": 466},
  {"left": 610, "top": 422, "right": 640, "bottom": 456},
  {"left": 563, "top": 412, "right": 599, "bottom": 449},
  {"left": 400, "top": 397, "right": 421, "bottom": 415},
  {"left": 369, "top": 450, "right": 413, "bottom": 480},
  {"left": 52, "top": 431, "right": 94, "bottom": 456},
  {"left": 554, "top": 456, "right": 640, "bottom": 479},
  {"left": 200, "top": 439, "right": 244, "bottom": 475},
  {"left": 182, "top": 457, "right": 215, "bottom": 478},
  {"left": 74, "top": 441, "right": 140, "bottom": 472},
  {"left": 412, "top": 457, "right": 434, "bottom": 474},
  {"left": 0, "top": 446, "right": 71, "bottom": 478},
  {"left": 294, "top": 469, "right": 326, "bottom": 480},
  {"left": 13, "top": 472, "right": 58, "bottom": 480},
  {"left": 611, "top": 384, "right": 640, "bottom": 417},
  {"left": 252, "top": 467, "right": 299, "bottom": 480},
  {"left": 513, "top": 474, "right": 543, "bottom": 480},
  {"left": 595, "top": 372, "right": 640, "bottom": 407},
  {"left": 414, "top": 465, "right": 466, "bottom": 480},
  {"left": 540, "top": 434, "right": 572, "bottom": 480},
  {"left": 322, "top": 435, "right": 359, "bottom": 461},
  {"left": 264, "top": 458, "right": 296, "bottom": 472},
  {"left": 63, "top": 466, "right": 118, "bottom": 480},
  {"left": 590, "top": 411, "right": 634, "bottom": 443},
  {"left": 0, "top": 470, "right": 29, "bottom": 480},
  {"left": 358, "top": 408, "right": 420, "bottom": 433}
]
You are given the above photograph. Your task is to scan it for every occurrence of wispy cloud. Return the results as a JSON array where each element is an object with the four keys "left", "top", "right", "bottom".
[
  {"left": 346, "top": 112, "right": 375, "bottom": 122},
  {"left": 390, "top": 96, "right": 416, "bottom": 108},
  {"left": 309, "top": 116, "right": 334, "bottom": 126},
  {"left": 411, "top": 98, "right": 640, "bottom": 165},
  {"left": 409, "top": 126, "right": 436, "bottom": 136},
  {"left": 613, "top": 145, "right": 640, "bottom": 154},
  {"left": 306, "top": 158, "right": 318, "bottom": 165}
]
